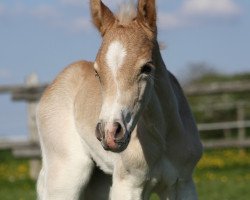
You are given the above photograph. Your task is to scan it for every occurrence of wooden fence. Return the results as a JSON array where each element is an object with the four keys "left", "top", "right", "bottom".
[
  {"left": 1, "top": 74, "right": 250, "bottom": 178},
  {"left": 0, "top": 74, "right": 42, "bottom": 179}
]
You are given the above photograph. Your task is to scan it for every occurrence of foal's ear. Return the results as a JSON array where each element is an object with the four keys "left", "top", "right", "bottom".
[
  {"left": 137, "top": 0, "right": 157, "bottom": 31},
  {"left": 90, "top": 0, "right": 115, "bottom": 36}
]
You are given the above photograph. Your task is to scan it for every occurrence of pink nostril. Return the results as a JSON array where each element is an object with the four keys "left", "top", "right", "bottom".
[
  {"left": 97, "top": 121, "right": 126, "bottom": 151},
  {"left": 106, "top": 122, "right": 124, "bottom": 141}
]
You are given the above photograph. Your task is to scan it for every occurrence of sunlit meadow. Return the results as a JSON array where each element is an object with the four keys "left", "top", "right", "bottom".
[{"left": 1, "top": 149, "right": 250, "bottom": 200}]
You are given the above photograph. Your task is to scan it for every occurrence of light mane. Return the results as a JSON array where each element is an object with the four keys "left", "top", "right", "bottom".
[{"left": 116, "top": 1, "right": 137, "bottom": 25}]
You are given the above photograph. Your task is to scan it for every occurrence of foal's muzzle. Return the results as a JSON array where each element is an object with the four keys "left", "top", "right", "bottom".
[{"left": 95, "top": 120, "right": 130, "bottom": 152}]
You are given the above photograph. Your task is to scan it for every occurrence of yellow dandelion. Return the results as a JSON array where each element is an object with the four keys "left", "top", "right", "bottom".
[{"left": 17, "top": 164, "right": 28, "bottom": 174}]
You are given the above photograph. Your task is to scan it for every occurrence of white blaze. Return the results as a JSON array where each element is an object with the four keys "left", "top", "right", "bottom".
[
  {"left": 105, "top": 40, "right": 127, "bottom": 121},
  {"left": 106, "top": 41, "right": 127, "bottom": 75}
]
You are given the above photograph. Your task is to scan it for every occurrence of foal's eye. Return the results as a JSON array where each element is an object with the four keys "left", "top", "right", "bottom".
[{"left": 141, "top": 63, "right": 153, "bottom": 75}]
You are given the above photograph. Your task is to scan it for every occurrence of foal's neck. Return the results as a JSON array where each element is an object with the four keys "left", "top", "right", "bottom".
[
  {"left": 153, "top": 41, "right": 179, "bottom": 111},
  {"left": 144, "top": 41, "right": 182, "bottom": 133}
]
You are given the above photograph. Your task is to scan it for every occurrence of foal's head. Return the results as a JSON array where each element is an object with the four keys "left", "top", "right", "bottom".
[{"left": 91, "top": 0, "right": 158, "bottom": 152}]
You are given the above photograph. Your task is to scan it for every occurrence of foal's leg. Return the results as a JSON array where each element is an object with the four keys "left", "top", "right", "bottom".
[
  {"left": 110, "top": 166, "right": 146, "bottom": 200},
  {"left": 36, "top": 119, "right": 94, "bottom": 200},
  {"left": 37, "top": 148, "right": 94, "bottom": 200},
  {"left": 82, "top": 167, "right": 112, "bottom": 200},
  {"left": 166, "top": 178, "right": 198, "bottom": 200},
  {"left": 176, "top": 178, "right": 198, "bottom": 200},
  {"left": 110, "top": 177, "right": 144, "bottom": 200}
]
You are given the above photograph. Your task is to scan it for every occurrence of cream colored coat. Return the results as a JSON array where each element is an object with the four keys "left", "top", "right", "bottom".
[{"left": 37, "top": 1, "right": 202, "bottom": 200}]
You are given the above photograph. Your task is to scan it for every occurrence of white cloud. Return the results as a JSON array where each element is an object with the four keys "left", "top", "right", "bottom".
[
  {"left": 0, "top": 0, "right": 243, "bottom": 33},
  {"left": 182, "top": 0, "right": 240, "bottom": 16},
  {"left": 29, "top": 4, "right": 92, "bottom": 33},
  {"left": 0, "top": 2, "right": 91, "bottom": 34},
  {"left": 159, "top": 0, "right": 241, "bottom": 30},
  {"left": 0, "top": 3, "right": 60, "bottom": 19}
]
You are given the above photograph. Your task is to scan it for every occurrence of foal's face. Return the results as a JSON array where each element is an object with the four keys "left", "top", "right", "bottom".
[
  {"left": 91, "top": 0, "right": 157, "bottom": 152},
  {"left": 95, "top": 24, "right": 155, "bottom": 152}
]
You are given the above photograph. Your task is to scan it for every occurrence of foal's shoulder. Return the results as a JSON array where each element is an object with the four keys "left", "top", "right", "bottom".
[
  {"left": 39, "top": 60, "right": 94, "bottom": 104},
  {"left": 50, "top": 60, "right": 94, "bottom": 87},
  {"left": 62, "top": 60, "right": 94, "bottom": 78}
]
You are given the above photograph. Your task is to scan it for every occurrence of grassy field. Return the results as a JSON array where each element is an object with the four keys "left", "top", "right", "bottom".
[
  {"left": 0, "top": 150, "right": 36, "bottom": 200},
  {"left": 194, "top": 149, "right": 250, "bottom": 200},
  {"left": 1, "top": 149, "right": 250, "bottom": 200}
]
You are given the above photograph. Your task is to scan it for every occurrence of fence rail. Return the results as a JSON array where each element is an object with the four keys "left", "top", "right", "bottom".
[
  {"left": 1, "top": 76, "right": 250, "bottom": 178},
  {"left": 184, "top": 80, "right": 250, "bottom": 96},
  {"left": 1, "top": 80, "right": 250, "bottom": 100},
  {"left": 198, "top": 120, "right": 250, "bottom": 131},
  {"left": 203, "top": 139, "right": 250, "bottom": 149}
]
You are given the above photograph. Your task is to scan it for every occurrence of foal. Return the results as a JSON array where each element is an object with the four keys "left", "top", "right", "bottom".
[{"left": 37, "top": 0, "right": 202, "bottom": 199}]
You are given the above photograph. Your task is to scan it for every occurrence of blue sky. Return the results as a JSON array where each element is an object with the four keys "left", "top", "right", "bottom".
[{"left": 0, "top": 0, "right": 250, "bottom": 138}]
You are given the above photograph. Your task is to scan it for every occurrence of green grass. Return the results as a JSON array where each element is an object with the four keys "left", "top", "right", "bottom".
[
  {"left": 0, "top": 150, "right": 36, "bottom": 200},
  {"left": 1, "top": 149, "right": 250, "bottom": 200},
  {"left": 194, "top": 149, "right": 250, "bottom": 200},
  {"left": 195, "top": 166, "right": 250, "bottom": 200}
]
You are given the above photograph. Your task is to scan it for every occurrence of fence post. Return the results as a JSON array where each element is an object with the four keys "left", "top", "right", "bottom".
[
  {"left": 237, "top": 102, "right": 246, "bottom": 145},
  {"left": 26, "top": 73, "right": 41, "bottom": 180}
]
